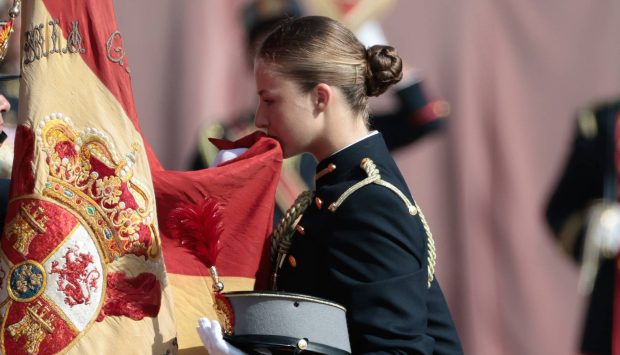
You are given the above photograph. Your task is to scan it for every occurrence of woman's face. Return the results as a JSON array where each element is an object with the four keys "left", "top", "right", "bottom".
[{"left": 254, "top": 61, "right": 320, "bottom": 158}]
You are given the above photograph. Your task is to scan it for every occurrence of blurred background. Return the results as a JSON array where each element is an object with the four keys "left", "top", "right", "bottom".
[{"left": 101, "top": 0, "right": 619, "bottom": 354}]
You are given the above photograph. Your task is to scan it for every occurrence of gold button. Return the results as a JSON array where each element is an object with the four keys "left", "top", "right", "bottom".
[
  {"left": 315, "top": 197, "right": 323, "bottom": 209},
  {"left": 288, "top": 255, "right": 297, "bottom": 268},
  {"left": 295, "top": 225, "right": 305, "bottom": 235}
]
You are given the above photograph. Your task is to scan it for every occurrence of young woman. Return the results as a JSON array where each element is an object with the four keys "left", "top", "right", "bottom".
[{"left": 199, "top": 16, "right": 462, "bottom": 354}]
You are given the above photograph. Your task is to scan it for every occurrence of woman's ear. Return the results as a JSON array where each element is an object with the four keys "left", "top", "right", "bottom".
[{"left": 314, "top": 83, "right": 331, "bottom": 112}]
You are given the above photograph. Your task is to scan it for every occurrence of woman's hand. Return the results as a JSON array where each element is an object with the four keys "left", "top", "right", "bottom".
[{"left": 196, "top": 318, "right": 246, "bottom": 355}]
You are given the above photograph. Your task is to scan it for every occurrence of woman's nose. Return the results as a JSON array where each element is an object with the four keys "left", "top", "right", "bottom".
[{"left": 254, "top": 107, "right": 267, "bottom": 129}]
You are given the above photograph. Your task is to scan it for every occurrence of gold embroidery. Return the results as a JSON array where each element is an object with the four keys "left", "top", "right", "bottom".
[
  {"left": 6, "top": 203, "right": 48, "bottom": 256},
  {"left": 7, "top": 261, "right": 48, "bottom": 303},
  {"left": 7, "top": 301, "right": 55, "bottom": 354},
  {"left": 37, "top": 115, "right": 159, "bottom": 261},
  {"left": 214, "top": 296, "right": 233, "bottom": 336}
]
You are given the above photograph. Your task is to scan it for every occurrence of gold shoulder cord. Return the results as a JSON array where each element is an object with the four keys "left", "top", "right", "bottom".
[
  {"left": 270, "top": 190, "right": 314, "bottom": 290},
  {"left": 328, "top": 158, "right": 436, "bottom": 288},
  {"left": 415, "top": 203, "right": 437, "bottom": 287}
]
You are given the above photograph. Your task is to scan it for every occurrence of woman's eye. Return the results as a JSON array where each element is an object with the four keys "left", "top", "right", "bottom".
[{"left": 263, "top": 99, "right": 274, "bottom": 106}]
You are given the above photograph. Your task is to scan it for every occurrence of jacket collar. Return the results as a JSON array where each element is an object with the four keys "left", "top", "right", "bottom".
[{"left": 314, "top": 132, "right": 389, "bottom": 187}]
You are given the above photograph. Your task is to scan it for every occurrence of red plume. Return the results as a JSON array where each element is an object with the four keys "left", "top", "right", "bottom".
[{"left": 167, "top": 196, "right": 225, "bottom": 268}]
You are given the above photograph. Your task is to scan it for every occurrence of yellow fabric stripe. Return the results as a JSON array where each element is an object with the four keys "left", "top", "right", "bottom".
[{"left": 167, "top": 273, "right": 256, "bottom": 353}]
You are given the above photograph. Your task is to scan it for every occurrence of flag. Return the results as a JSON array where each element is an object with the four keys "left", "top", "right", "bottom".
[
  {"left": 1, "top": 1, "right": 177, "bottom": 353},
  {"left": 1, "top": 1, "right": 282, "bottom": 353},
  {"left": 155, "top": 132, "right": 282, "bottom": 353}
]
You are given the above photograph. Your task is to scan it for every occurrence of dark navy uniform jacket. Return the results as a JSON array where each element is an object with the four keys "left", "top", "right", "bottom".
[
  {"left": 276, "top": 133, "right": 462, "bottom": 354},
  {"left": 545, "top": 101, "right": 620, "bottom": 354}
]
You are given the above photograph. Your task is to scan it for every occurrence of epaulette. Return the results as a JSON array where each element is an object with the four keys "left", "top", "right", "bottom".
[
  {"left": 577, "top": 98, "right": 620, "bottom": 140},
  {"left": 327, "top": 158, "right": 437, "bottom": 288},
  {"left": 577, "top": 108, "right": 597, "bottom": 140}
]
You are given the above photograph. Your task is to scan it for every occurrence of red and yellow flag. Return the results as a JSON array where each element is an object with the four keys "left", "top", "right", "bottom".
[
  {"left": 0, "top": 1, "right": 177, "bottom": 353},
  {"left": 156, "top": 132, "right": 281, "bottom": 353},
  {"left": 0, "top": 0, "right": 282, "bottom": 354},
  {"left": 0, "top": 1, "right": 282, "bottom": 354}
]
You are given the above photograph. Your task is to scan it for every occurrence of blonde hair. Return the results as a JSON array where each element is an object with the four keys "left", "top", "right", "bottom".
[{"left": 257, "top": 16, "right": 403, "bottom": 123}]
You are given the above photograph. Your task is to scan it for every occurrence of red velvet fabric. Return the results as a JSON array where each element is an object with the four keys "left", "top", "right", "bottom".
[
  {"left": 98, "top": 272, "right": 162, "bottom": 321},
  {"left": 9, "top": 126, "right": 35, "bottom": 198},
  {"left": 155, "top": 131, "right": 281, "bottom": 284}
]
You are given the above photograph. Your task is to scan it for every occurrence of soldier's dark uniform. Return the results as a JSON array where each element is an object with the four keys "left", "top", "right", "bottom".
[
  {"left": 273, "top": 132, "right": 462, "bottom": 354},
  {"left": 545, "top": 100, "right": 620, "bottom": 354}
]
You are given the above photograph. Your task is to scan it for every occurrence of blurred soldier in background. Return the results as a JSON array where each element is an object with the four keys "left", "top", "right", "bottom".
[{"left": 546, "top": 99, "right": 620, "bottom": 355}]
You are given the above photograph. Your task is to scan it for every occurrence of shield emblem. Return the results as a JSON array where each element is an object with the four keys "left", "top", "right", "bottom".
[
  {"left": 0, "top": 113, "right": 161, "bottom": 354},
  {"left": 0, "top": 197, "right": 106, "bottom": 354}
]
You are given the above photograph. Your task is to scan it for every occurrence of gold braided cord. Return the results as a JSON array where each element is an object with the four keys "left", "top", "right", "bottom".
[
  {"left": 328, "top": 174, "right": 380, "bottom": 212},
  {"left": 416, "top": 205, "right": 437, "bottom": 287},
  {"left": 328, "top": 157, "right": 380, "bottom": 212},
  {"left": 374, "top": 179, "right": 435, "bottom": 287},
  {"left": 270, "top": 190, "right": 313, "bottom": 289},
  {"left": 270, "top": 158, "right": 437, "bottom": 289},
  {"left": 328, "top": 157, "right": 436, "bottom": 288},
  {"left": 374, "top": 179, "right": 418, "bottom": 216}
]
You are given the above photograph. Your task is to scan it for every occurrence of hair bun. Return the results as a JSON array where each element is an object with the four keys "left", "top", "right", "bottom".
[{"left": 365, "top": 45, "right": 403, "bottom": 97}]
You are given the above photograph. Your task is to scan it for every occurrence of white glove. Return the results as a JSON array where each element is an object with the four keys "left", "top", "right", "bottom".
[
  {"left": 196, "top": 318, "right": 246, "bottom": 355},
  {"left": 213, "top": 148, "right": 248, "bottom": 166},
  {"left": 580, "top": 202, "right": 620, "bottom": 293}
]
